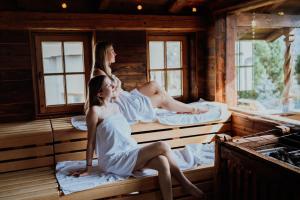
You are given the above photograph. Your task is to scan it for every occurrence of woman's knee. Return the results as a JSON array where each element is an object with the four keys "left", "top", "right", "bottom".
[{"left": 155, "top": 141, "right": 171, "bottom": 154}]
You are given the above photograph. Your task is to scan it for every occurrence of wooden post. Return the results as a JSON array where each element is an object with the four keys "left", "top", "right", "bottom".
[
  {"left": 226, "top": 15, "right": 238, "bottom": 106},
  {"left": 282, "top": 29, "right": 294, "bottom": 109}
]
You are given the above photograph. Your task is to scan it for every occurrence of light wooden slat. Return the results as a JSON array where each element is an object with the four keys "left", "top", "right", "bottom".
[
  {"left": 111, "top": 181, "right": 213, "bottom": 200},
  {"left": 60, "top": 165, "right": 214, "bottom": 200},
  {"left": 0, "top": 178, "right": 57, "bottom": 192},
  {"left": 0, "top": 188, "right": 59, "bottom": 200},
  {"left": 55, "top": 152, "right": 86, "bottom": 162},
  {"left": 54, "top": 141, "right": 86, "bottom": 153},
  {"left": 131, "top": 120, "right": 228, "bottom": 133},
  {"left": 53, "top": 131, "right": 87, "bottom": 142},
  {"left": 0, "top": 181, "right": 57, "bottom": 198},
  {"left": 0, "top": 146, "right": 53, "bottom": 161},
  {"left": 0, "top": 171, "right": 54, "bottom": 185},
  {"left": 133, "top": 123, "right": 231, "bottom": 143},
  {"left": 0, "top": 133, "right": 53, "bottom": 148},
  {"left": 0, "top": 157, "right": 54, "bottom": 173},
  {"left": 0, "top": 167, "right": 52, "bottom": 179}
]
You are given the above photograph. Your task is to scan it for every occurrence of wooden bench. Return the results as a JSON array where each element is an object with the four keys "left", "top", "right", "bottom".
[
  {"left": 0, "top": 119, "right": 58, "bottom": 200},
  {"left": 51, "top": 117, "right": 232, "bottom": 200}
]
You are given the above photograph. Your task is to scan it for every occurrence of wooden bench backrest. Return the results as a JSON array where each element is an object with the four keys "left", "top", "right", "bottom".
[
  {"left": 0, "top": 120, "right": 54, "bottom": 173},
  {"left": 51, "top": 117, "right": 232, "bottom": 163}
]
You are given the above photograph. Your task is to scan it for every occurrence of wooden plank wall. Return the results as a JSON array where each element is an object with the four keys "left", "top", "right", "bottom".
[
  {"left": 231, "top": 112, "right": 280, "bottom": 136},
  {"left": 0, "top": 30, "right": 34, "bottom": 122}
]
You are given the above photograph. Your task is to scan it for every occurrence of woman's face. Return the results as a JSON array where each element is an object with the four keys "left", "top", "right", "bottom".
[
  {"left": 106, "top": 46, "right": 117, "bottom": 64},
  {"left": 99, "top": 77, "right": 114, "bottom": 99}
]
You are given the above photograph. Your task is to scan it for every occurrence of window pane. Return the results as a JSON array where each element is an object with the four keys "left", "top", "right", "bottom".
[
  {"left": 44, "top": 75, "right": 65, "bottom": 105},
  {"left": 149, "top": 41, "right": 164, "bottom": 69},
  {"left": 167, "top": 70, "right": 182, "bottom": 96},
  {"left": 167, "top": 41, "right": 181, "bottom": 68},
  {"left": 42, "top": 42, "right": 63, "bottom": 73},
  {"left": 64, "top": 42, "right": 84, "bottom": 72},
  {"left": 239, "top": 41, "right": 253, "bottom": 66},
  {"left": 150, "top": 71, "right": 165, "bottom": 90},
  {"left": 66, "top": 75, "right": 85, "bottom": 104}
]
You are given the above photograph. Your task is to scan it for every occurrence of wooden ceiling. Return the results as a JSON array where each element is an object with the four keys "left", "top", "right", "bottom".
[{"left": 0, "top": 0, "right": 299, "bottom": 15}]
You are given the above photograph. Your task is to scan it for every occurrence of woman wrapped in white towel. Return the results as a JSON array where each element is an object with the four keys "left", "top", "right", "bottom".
[
  {"left": 73, "top": 75, "right": 205, "bottom": 200},
  {"left": 87, "top": 41, "right": 208, "bottom": 124}
]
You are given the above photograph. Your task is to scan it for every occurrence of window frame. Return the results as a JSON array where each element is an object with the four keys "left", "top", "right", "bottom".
[
  {"left": 147, "top": 35, "right": 188, "bottom": 101},
  {"left": 34, "top": 34, "right": 91, "bottom": 115}
]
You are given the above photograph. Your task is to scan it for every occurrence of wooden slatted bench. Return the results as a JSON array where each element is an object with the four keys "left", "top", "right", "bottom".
[
  {"left": 51, "top": 116, "right": 232, "bottom": 200},
  {"left": 0, "top": 119, "right": 59, "bottom": 200}
]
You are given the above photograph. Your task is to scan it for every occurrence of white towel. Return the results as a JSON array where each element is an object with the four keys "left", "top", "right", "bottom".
[
  {"left": 70, "top": 101, "right": 231, "bottom": 130},
  {"left": 56, "top": 143, "right": 215, "bottom": 195}
]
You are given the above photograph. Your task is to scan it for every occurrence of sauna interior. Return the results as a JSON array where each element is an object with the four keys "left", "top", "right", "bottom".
[{"left": 0, "top": 0, "right": 299, "bottom": 200}]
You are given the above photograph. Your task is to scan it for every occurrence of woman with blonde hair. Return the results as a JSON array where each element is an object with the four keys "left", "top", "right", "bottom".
[
  {"left": 74, "top": 75, "right": 205, "bottom": 200},
  {"left": 91, "top": 41, "right": 208, "bottom": 123}
]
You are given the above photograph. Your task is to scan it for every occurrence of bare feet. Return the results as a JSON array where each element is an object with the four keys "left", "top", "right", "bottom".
[
  {"left": 184, "top": 184, "right": 206, "bottom": 199},
  {"left": 176, "top": 107, "right": 208, "bottom": 115}
]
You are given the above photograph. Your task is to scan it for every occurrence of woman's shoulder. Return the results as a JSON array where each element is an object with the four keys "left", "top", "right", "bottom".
[
  {"left": 86, "top": 106, "right": 105, "bottom": 122},
  {"left": 93, "top": 69, "right": 106, "bottom": 76}
]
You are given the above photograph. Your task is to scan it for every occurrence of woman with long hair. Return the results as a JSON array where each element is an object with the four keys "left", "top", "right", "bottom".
[
  {"left": 90, "top": 41, "right": 208, "bottom": 123},
  {"left": 74, "top": 75, "right": 205, "bottom": 200}
]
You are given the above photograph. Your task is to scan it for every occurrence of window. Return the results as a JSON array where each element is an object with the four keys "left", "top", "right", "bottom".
[
  {"left": 34, "top": 34, "right": 90, "bottom": 114},
  {"left": 236, "top": 28, "right": 300, "bottom": 113},
  {"left": 147, "top": 36, "right": 187, "bottom": 99},
  {"left": 236, "top": 41, "right": 254, "bottom": 91}
]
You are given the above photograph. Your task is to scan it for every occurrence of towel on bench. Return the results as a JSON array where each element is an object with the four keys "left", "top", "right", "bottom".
[
  {"left": 56, "top": 143, "right": 215, "bottom": 195},
  {"left": 71, "top": 101, "right": 230, "bottom": 130}
]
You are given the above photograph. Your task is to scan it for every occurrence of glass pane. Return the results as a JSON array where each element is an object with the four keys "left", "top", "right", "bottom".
[
  {"left": 167, "top": 70, "right": 182, "bottom": 96},
  {"left": 150, "top": 71, "right": 165, "bottom": 90},
  {"left": 167, "top": 41, "right": 181, "bottom": 68},
  {"left": 44, "top": 75, "right": 65, "bottom": 105},
  {"left": 66, "top": 75, "right": 85, "bottom": 104},
  {"left": 42, "top": 42, "right": 63, "bottom": 73},
  {"left": 149, "top": 41, "right": 164, "bottom": 69},
  {"left": 64, "top": 42, "right": 84, "bottom": 72},
  {"left": 239, "top": 41, "right": 253, "bottom": 66}
]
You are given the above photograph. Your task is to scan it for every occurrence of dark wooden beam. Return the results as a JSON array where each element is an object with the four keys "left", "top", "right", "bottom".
[
  {"left": 169, "top": 0, "right": 205, "bottom": 13},
  {"left": 98, "top": 0, "right": 110, "bottom": 10},
  {"left": 265, "top": 28, "right": 284, "bottom": 42},
  {"left": 169, "top": 0, "right": 189, "bottom": 13},
  {"left": 0, "top": 12, "right": 205, "bottom": 31},
  {"left": 237, "top": 13, "right": 300, "bottom": 28},
  {"left": 214, "top": 0, "right": 285, "bottom": 15}
]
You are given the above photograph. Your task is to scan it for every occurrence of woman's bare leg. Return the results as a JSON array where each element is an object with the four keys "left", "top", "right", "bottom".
[
  {"left": 137, "top": 81, "right": 207, "bottom": 114},
  {"left": 145, "top": 156, "right": 172, "bottom": 200},
  {"left": 134, "top": 142, "right": 205, "bottom": 199}
]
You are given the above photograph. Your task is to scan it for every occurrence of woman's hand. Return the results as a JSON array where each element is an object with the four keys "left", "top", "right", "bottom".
[{"left": 69, "top": 166, "right": 92, "bottom": 177}]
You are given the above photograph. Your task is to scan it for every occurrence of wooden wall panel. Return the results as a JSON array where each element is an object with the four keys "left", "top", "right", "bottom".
[
  {"left": 96, "top": 31, "right": 147, "bottom": 91},
  {"left": 0, "top": 30, "right": 34, "bottom": 122}
]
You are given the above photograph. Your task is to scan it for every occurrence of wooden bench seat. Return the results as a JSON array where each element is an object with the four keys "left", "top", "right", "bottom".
[
  {"left": 0, "top": 119, "right": 58, "bottom": 200},
  {"left": 51, "top": 117, "right": 232, "bottom": 200},
  {"left": 0, "top": 167, "right": 58, "bottom": 200}
]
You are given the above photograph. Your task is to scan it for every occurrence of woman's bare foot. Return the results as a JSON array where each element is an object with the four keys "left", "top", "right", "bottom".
[
  {"left": 184, "top": 184, "right": 206, "bottom": 199},
  {"left": 191, "top": 107, "right": 209, "bottom": 114}
]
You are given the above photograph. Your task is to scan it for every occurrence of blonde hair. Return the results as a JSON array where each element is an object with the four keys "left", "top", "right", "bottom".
[{"left": 92, "top": 41, "right": 113, "bottom": 79}]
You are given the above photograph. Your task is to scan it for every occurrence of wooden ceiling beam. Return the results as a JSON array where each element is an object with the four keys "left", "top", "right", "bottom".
[
  {"left": 98, "top": 0, "right": 110, "bottom": 10},
  {"left": 169, "top": 0, "right": 189, "bottom": 13},
  {"left": 169, "top": 0, "right": 205, "bottom": 13},
  {"left": 265, "top": 28, "right": 284, "bottom": 42},
  {"left": 0, "top": 11, "right": 205, "bottom": 31},
  {"left": 237, "top": 13, "right": 300, "bottom": 28},
  {"left": 214, "top": 0, "right": 286, "bottom": 15}
]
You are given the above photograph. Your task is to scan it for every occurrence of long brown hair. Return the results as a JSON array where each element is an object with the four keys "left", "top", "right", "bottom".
[
  {"left": 92, "top": 41, "right": 113, "bottom": 79},
  {"left": 85, "top": 75, "right": 107, "bottom": 112}
]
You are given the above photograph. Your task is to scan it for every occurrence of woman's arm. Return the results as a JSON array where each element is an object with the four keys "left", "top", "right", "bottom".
[
  {"left": 71, "top": 108, "right": 98, "bottom": 177},
  {"left": 86, "top": 109, "right": 98, "bottom": 168},
  {"left": 112, "top": 75, "right": 123, "bottom": 98}
]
